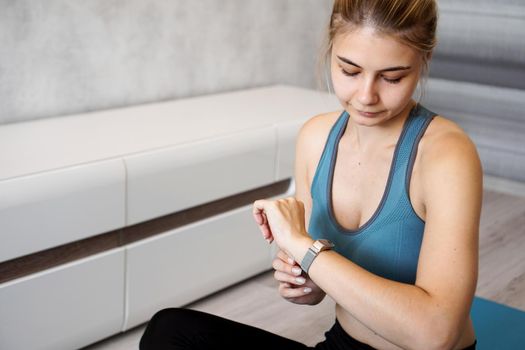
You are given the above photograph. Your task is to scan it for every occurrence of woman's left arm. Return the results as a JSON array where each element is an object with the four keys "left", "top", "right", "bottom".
[{"left": 254, "top": 129, "right": 482, "bottom": 350}]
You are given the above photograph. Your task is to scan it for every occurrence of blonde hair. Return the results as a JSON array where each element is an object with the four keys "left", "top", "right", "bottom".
[{"left": 318, "top": 0, "right": 438, "bottom": 93}]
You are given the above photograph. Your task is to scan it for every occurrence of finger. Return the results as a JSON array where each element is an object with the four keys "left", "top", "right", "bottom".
[
  {"left": 272, "top": 256, "right": 302, "bottom": 276},
  {"left": 253, "top": 212, "right": 263, "bottom": 225},
  {"left": 253, "top": 205, "right": 274, "bottom": 241},
  {"left": 252, "top": 205, "right": 273, "bottom": 243},
  {"left": 274, "top": 270, "right": 306, "bottom": 286},
  {"left": 252, "top": 199, "right": 270, "bottom": 224},
  {"left": 279, "top": 283, "right": 312, "bottom": 299},
  {"left": 276, "top": 252, "right": 298, "bottom": 271},
  {"left": 252, "top": 199, "right": 270, "bottom": 216},
  {"left": 260, "top": 223, "right": 273, "bottom": 241},
  {"left": 276, "top": 250, "right": 297, "bottom": 266},
  {"left": 252, "top": 206, "right": 265, "bottom": 225}
]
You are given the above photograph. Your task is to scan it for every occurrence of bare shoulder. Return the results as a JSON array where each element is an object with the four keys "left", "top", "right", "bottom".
[
  {"left": 294, "top": 110, "right": 343, "bottom": 187},
  {"left": 419, "top": 115, "right": 483, "bottom": 193},
  {"left": 296, "top": 110, "right": 342, "bottom": 157},
  {"left": 420, "top": 116, "right": 480, "bottom": 165}
]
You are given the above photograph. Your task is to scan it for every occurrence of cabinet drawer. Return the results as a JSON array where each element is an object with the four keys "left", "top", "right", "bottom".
[
  {"left": 124, "top": 127, "right": 276, "bottom": 226},
  {"left": 124, "top": 205, "right": 271, "bottom": 329},
  {"left": 0, "top": 248, "right": 125, "bottom": 350}
]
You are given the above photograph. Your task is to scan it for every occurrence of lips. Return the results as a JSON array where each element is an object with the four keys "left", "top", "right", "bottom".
[{"left": 357, "top": 110, "right": 382, "bottom": 117}]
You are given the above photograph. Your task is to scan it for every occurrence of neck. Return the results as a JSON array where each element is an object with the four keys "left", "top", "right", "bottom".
[{"left": 345, "top": 101, "right": 416, "bottom": 152}]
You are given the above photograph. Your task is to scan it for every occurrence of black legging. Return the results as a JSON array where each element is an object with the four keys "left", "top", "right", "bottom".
[
  {"left": 139, "top": 308, "right": 477, "bottom": 350},
  {"left": 139, "top": 308, "right": 376, "bottom": 350}
]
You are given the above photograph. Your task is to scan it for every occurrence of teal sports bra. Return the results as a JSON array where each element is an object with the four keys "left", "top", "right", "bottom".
[{"left": 308, "top": 104, "right": 436, "bottom": 284}]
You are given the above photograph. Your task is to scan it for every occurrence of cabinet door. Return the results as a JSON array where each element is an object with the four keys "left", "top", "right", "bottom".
[
  {"left": 124, "top": 206, "right": 271, "bottom": 329},
  {"left": 0, "top": 248, "right": 125, "bottom": 350}
]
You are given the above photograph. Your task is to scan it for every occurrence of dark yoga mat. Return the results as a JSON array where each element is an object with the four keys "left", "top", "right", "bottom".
[{"left": 471, "top": 296, "right": 525, "bottom": 349}]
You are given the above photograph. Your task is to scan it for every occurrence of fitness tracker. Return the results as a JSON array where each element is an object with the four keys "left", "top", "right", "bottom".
[{"left": 300, "top": 239, "right": 334, "bottom": 273}]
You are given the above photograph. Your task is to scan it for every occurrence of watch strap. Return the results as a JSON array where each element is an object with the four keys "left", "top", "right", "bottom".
[{"left": 300, "top": 247, "right": 317, "bottom": 273}]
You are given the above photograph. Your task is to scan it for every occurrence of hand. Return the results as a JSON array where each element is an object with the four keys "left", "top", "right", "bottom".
[
  {"left": 273, "top": 250, "right": 326, "bottom": 305},
  {"left": 252, "top": 197, "right": 311, "bottom": 260}
]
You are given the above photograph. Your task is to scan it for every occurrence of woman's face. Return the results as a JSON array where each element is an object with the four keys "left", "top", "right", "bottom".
[{"left": 330, "top": 26, "right": 423, "bottom": 127}]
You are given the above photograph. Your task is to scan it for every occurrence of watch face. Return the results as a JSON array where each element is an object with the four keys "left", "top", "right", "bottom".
[
  {"left": 314, "top": 239, "right": 334, "bottom": 252},
  {"left": 318, "top": 239, "right": 334, "bottom": 248}
]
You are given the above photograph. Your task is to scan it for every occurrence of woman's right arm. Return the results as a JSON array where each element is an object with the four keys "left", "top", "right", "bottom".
[{"left": 271, "top": 114, "right": 332, "bottom": 305}]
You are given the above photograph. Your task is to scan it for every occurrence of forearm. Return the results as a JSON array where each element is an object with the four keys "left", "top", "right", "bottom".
[{"left": 291, "top": 239, "right": 462, "bottom": 349}]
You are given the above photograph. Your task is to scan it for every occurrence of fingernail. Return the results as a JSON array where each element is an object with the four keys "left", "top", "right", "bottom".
[
  {"left": 295, "top": 277, "right": 306, "bottom": 285},
  {"left": 292, "top": 267, "right": 302, "bottom": 275},
  {"left": 303, "top": 287, "right": 312, "bottom": 293},
  {"left": 287, "top": 257, "right": 295, "bottom": 265}
]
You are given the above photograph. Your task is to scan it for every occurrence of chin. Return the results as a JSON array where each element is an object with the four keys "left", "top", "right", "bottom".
[
  {"left": 354, "top": 117, "right": 387, "bottom": 127},
  {"left": 348, "top": 109, "right": 390, "bottom": 126}
]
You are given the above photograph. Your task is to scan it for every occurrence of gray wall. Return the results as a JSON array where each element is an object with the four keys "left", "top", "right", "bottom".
[
  {"left": 431, "top": 0, "right": 525, "bottom": 89},
  {"left": 425, "top": 0, "right": 525, "bottom": 182},
  {"left": 0, "top": 0, "right": 333, "bottom": 125}
]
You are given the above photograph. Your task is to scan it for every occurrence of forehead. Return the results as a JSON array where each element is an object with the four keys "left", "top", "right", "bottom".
[{"left": 332, "top": 26, "right": 420, "bottom": 68}]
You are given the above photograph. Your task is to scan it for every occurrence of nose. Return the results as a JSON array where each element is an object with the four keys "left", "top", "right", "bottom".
[{"left": 357, "top": 77, "right": 379, "bottom": 106}]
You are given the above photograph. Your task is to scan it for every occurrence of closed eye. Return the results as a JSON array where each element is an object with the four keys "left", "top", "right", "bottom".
[
  {"left": 341, "top": 67, "right": 403, "bottom": 84},
  {"left": 383, "top": 76, "right": 402, "bottom": 84},
  {"left": 341, "top": 68, "right": 358, "bottom": 77}
]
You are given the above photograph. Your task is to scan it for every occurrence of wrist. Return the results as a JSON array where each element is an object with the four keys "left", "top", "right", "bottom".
[
  {"left": 291, "top": 235, "right": 314, "bottom": 265},
  {"left": 299, "top": 238, "right": 335, "bottom": 273}
]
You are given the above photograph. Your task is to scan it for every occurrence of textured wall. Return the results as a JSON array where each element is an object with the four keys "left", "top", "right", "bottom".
[
  {"left": 0, "top": 0, "right": 332, "bottom": 124},
  {"left": 431, "top": 0, "right": 525, "bottom": 89},
  {"left": 426, "top": 0, "right": 525, "bottom": 182}
]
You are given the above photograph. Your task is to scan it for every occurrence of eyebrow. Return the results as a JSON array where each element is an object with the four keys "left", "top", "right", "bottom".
[{"left": 336, "top": 55, "right": 411, "bottom": 72}]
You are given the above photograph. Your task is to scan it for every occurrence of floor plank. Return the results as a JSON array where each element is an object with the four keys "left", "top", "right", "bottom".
[{"left": 476, "top": 190, "right": 525, "bottom": 310}]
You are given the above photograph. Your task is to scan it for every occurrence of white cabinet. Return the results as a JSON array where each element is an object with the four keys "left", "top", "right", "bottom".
[
  {"left": 0, "top": 249, "right": 125, "bottom": 350},
  {"left": 124, "top": 206, "right": 271, "bottom": 329},
  {"left": 0, "top": 86, "right": 339, "bottom": 348}
]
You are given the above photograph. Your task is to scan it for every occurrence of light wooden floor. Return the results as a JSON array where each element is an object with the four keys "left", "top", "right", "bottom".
[{"left": 84, "top": 177, "right": 525, "bottom": 349}]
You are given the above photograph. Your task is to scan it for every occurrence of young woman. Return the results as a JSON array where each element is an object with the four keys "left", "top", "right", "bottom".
[{"left": 140, "top": 1, "right": 482, "bottom": 349}]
